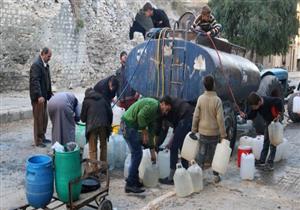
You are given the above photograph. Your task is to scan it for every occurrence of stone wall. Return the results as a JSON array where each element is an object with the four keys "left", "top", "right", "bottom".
[{"left": 0, "top": 0, "right": 198, "bottom": 92}]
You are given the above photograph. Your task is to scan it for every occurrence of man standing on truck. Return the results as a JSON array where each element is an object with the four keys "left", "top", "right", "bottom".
[
  {"left": 191, "top": 75, "right": 227, "bottom": 183},
  {"left": 121, "top": 97, "right": 172, "bottom": 193},
  {"left": 143, "top": 2, "right": 170, "bottom": 28},
  {"left": 240, "top": 92, "right": 283, "bottom": 171}
]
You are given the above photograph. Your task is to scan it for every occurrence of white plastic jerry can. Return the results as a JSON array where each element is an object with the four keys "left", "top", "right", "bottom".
[
  {"left": 187, "top": 160, "right": 203, "bottom": 193},
  {"left": 240, "top": 153, "right": 255, "bottom": 180},
  {"left": 107, "top": 137, "right": 115, "bottom": 170},
  {"left": 124, "top": 153, "right": 131, "bottom": 178},
  {"left": 292, "top": 96, "right": 300, "bottom": 113},
  {"left": 281, "top": 138, "right": 289, "bottom": 160},
  {"left": 112, "top": 105, "right": 125, "bottom": 125},
  {"left": 158, "top": 149, "right": 171, "bottom": 179},
  {"left": 274, "top": 138, "right": 289, "bottom": 162},
  {"left": 181, "top": 132, "right": 200, "bottom": 161},
  {"left": 268, "top": 121, "right": 283, "bottom": 146},
  {"left": 239, "top": 136, "right": 253, "bottom": 147},
  {"left": 143, "top": 163, "right": 159, "bottom": 188},
  {"left": 212, "top": 139, "right": 232, "bottom": 175},
  {"left": 111, "top": 134, "right": 129, "bottom": 169},
  {"left": 274, "top": 138, "right": 284, "bottom": 162},
  {"left": 252, "top": 136, "right": 264, "bottom": 160},
  {"left": 139, "top": 149, "right": 152, "bottom": 180},
  {"left": 173, "top": 163, "right": 193, "bottom": 197}
]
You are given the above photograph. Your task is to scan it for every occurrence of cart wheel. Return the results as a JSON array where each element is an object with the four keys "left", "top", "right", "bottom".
[{"left": 98, "top": 199, "right": 113, "bottom": 210}]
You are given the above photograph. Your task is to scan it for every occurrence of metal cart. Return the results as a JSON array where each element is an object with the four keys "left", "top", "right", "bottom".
[{"left": 15, "top": 159, "right": 112, "bottom": 210}]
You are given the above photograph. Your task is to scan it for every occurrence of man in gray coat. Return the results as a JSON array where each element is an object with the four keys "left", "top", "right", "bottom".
[
  {"left": 29, "top": 47, "right": 53, "bottom": 147},
  {"left": 48, "top": 92, "right": 80, "bottom": 145}
]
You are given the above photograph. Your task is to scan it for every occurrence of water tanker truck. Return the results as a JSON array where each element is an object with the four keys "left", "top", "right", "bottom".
[{"left": 124, "top": 13, "right": 299, "bottom": 150}]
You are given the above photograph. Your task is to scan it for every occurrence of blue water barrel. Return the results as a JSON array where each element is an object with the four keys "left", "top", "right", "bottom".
[{"left": 26, "top": 155, "right": 54, "bottom": 208}]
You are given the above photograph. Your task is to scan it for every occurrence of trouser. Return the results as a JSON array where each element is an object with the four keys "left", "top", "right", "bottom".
[
  {"left": 259, "top": 125, "right": 277, "bottom": 164},
  {"left": 88, "top": 127, "right": 108, "bottom": 172},
  {"left": 170, "top": 118, "right": 192, "bottom": 171},
  {"left": 122, "top": 122, "right": 142, "bottom": 186},
  {"left": 198, "top": 135, "right": 219, "bottom": 176},
  {"left": 32, "top": 101, "right": 48, "bottom": 145}
]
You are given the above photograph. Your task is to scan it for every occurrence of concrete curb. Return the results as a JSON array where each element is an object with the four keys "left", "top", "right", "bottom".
[{"left": 0, "top": 108, "right": 32, "bottom": 124}]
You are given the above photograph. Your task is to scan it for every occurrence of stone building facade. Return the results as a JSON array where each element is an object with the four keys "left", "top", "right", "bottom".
[{"left": 0, "top": 0, "right": 155, "bottom": 91}]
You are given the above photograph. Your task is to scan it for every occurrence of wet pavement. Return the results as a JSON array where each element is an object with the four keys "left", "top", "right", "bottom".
[{"left": 0, "top": 117, "right": 300, "bottom": 209}]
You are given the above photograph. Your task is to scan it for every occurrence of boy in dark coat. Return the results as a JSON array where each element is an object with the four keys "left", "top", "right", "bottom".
[
  {"left": 80, "top": 88, "right": 113, "bottom": 172},
  {"left": 240, "top": 92, "right": 283, "bottom": 171}
]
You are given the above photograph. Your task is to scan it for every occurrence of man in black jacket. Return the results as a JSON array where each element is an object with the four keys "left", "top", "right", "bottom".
[
  {"left": 129, "top": 9, "right": 154, "bottom": 40},
  {"left": 29, "top": 47, "right": 53, "bottom": 147},
  {"left": 94, "top": 75, "right": 119, "bottom": 103},
  {"left": 240, "top": 92, "right": 283, "bottom": 171},
  {"left": 159, "top": 97, "right": 194, "bottom": 185},
  {"left": 143, "top": 2, "right": 170, "bottom": 28}
]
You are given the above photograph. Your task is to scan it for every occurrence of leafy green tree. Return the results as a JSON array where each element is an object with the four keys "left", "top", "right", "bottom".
[{"left": 209, "top": 0, "right": 299, "bottom": 56}]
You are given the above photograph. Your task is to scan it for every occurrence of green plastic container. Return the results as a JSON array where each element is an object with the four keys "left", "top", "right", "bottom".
[
  {"left": 75, "top": 123, "right": 86, "bottom": 148},
  {"left": 55, "top": 146, "right": 82, "bottom": 203}
]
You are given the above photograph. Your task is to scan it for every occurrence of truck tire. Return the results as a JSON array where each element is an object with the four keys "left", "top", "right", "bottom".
[
  {"left": 253, "top": 75, "right": 284, "bottom": 134},
  {"left": 223, "top": 101, "right": 237, "bottom": 152},
  {"left": 178, "top": 12, "right": 195, "bottom": 30},
  {"left": 287, "top": 92, "right": 300, "bottom": 122}
]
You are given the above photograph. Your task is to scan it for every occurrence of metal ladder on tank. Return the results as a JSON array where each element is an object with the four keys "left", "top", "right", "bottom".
[{"left": 168, "top": 21, "right": 189, "bottom": 96}]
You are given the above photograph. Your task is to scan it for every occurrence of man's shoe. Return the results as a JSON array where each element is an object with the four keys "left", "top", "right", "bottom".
[
  {"left": 43, "top": 139, "right": 52, "bottom": 144},
  {"left": 264, "top": 163, "right": 274, "bottom": 171},
  {"left": 213, "top": 175, "right": 221, "bottom": 184},
  {"left": 125, "top": 184, "right": 145, "bottom": 193},
  {"left": 255, "top": 160, "right": 265, "bottom": 169},
  {"left": 159, "top": 177, "right": 174, "bottom": 185},
  {"left": 36, "top": 143, "right": 46, "bottom": 148},
  {"left": 255, "top": 160, "right": 264, "bottom": 165},
  {"left": 135, "top": 181, "right": 144, "bottom": 188}
]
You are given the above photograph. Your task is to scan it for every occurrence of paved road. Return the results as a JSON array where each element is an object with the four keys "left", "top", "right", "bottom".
[{"left": 1, "top": 118, "right": 300, "bottom": 210}]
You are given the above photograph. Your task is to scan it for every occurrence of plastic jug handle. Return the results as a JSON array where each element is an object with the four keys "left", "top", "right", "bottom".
[
  {"left": 190, "top": 160, "right": 196, "bottom": 165},
  {"left": 189, "top": 132, "right": 198, "bottom": 140},
  {"left": 176, "top": 163, "right": 182, "bottom": 169},
  {"left": 26, "top": 170, "right": 36, "bottom": 180}
]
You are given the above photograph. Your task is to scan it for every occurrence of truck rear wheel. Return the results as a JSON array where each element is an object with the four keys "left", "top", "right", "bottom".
[
  {"left": 223, "top": 102, "right": 237, "bottom": 152},
  {"left": 253, "top": 75, "right": 284, "bottom": 134},
  {"left": 287, "top": 92, "right": 300, "bottom": 122}
]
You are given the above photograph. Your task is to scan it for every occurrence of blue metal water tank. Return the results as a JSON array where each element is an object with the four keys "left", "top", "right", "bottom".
[{"left": 125, "top": 39, "right": 261, "bottom": 102}]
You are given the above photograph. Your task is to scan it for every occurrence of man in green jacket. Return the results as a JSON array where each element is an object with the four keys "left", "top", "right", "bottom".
[{"left": 121, "top": 96, "right": 172, "bottom": 193}]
